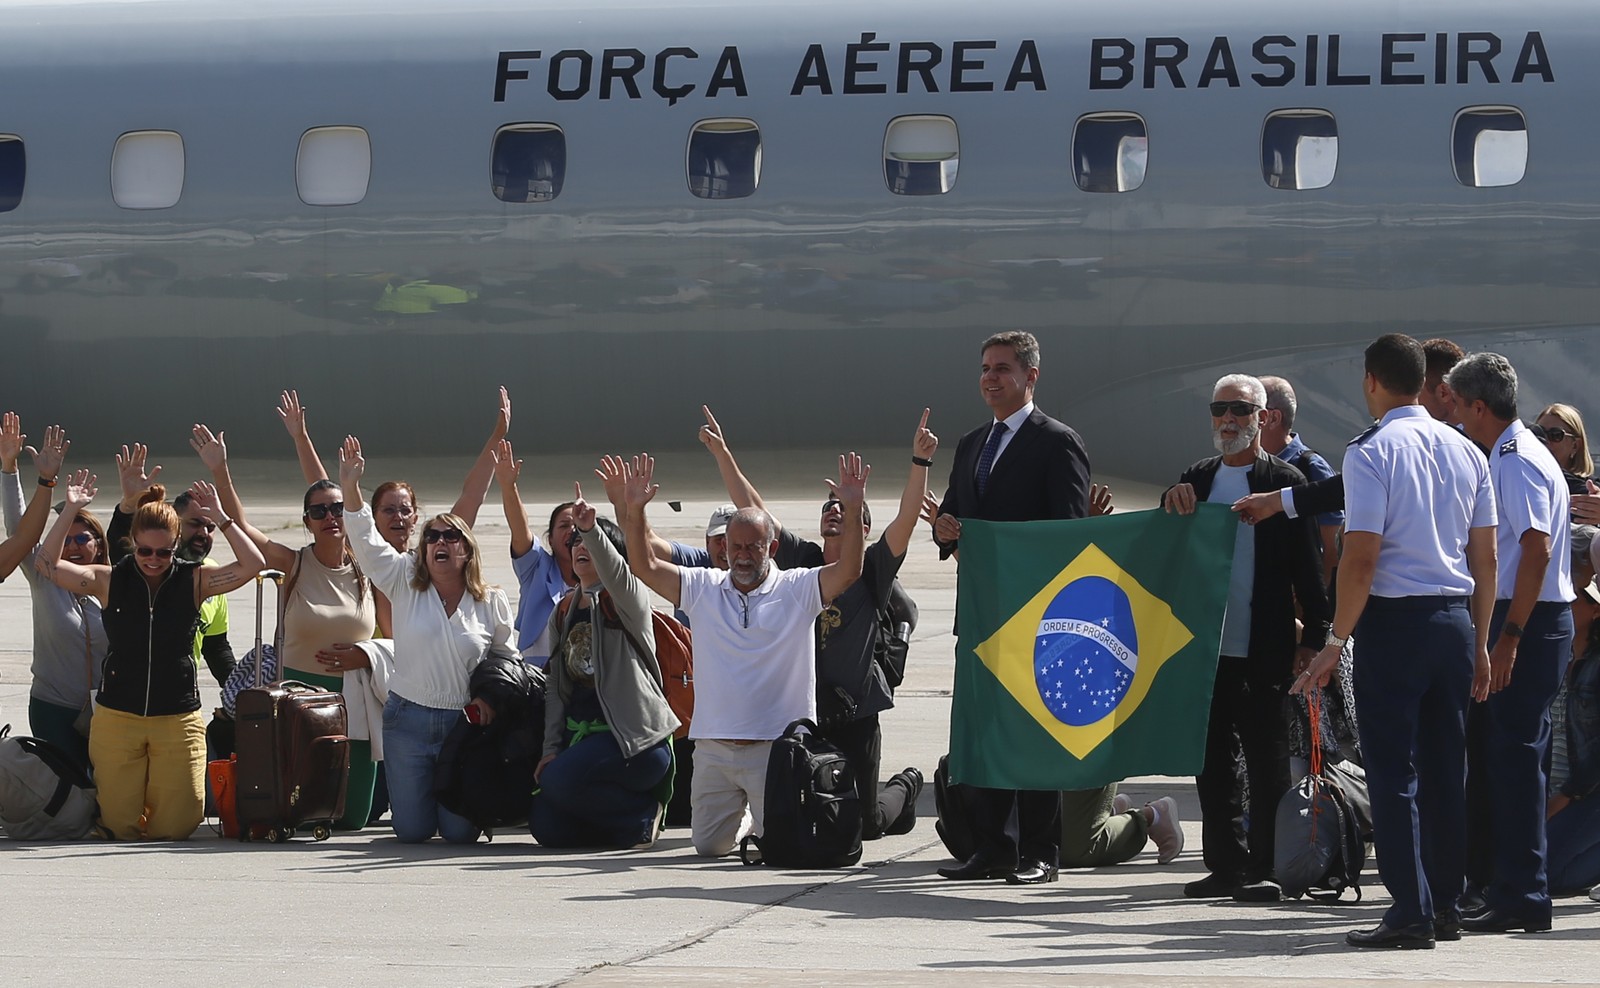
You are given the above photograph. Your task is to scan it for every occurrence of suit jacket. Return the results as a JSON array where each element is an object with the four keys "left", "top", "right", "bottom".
[
  {"left": 1177, "top": 451, "right": 1332, "bottom": 664},
  {"left": 1294, "top": 472, "right": 1345, "bottom": 518},
  {"left": 936, "top": 407, "right": 1091, "bottom": 560}
]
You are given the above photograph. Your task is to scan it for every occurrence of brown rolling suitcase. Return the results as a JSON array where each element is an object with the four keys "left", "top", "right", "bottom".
[{"left": 234, "top": 569, "right": 351, "bottom": 842}]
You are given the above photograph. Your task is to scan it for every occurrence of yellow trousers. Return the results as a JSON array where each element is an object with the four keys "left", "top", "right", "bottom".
[{"left": 88, "top": 705, "right": 205, "bottom": 841}]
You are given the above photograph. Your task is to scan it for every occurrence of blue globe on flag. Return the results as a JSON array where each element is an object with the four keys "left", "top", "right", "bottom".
[{"left": 1032, "top": 575, "right": 1138, "bottom": 726}]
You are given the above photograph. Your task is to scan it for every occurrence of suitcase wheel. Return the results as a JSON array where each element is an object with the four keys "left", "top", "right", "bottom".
[
  {"left": 312, "top": 825, "right": 332, "bottom": 841},
  {"left": 264, "top": 827, "right": 284, "bottom": 843}
]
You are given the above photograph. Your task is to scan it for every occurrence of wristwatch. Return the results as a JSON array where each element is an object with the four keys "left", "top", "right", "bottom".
[
  {"left": 1326, "top": 634, "right": 1348, "bottom": 650},
  {"left": 1502, "top": 621, "right": 1524, "bottom": 639}
]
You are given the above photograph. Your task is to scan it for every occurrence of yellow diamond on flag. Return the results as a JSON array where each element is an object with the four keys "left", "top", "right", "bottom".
[{"left": 974, "top": 543, "right": 1194, "bottom": 759}]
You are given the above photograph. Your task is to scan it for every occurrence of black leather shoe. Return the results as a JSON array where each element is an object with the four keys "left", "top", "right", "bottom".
[
  {"left": 1005, "top": 859, "right": 1059, "bottom": 885},
  {"left": 1434, "top": 916, "right": 1462, "bottom": 942},
  {"left": 881, "top": 768, "right": 923, "bottom": 837},
  {"left": 1459, "top": 909, "right": 1552, "bottom": 933},
  {"left": 1183, "top": 873, "right": 1243, "bottom": 899},
  {"left": 1346, "top": 922, "right": 1436, "bottom": 949},
  {"left": 937, "top": 855, "right": 1013, "bottom": 881}
]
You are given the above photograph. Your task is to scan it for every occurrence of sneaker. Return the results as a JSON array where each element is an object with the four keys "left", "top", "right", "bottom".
[
  {"left": 1112, "top": 792, "right": 1133, "bottom": 815},
  {"left": 882, "top": 767, "right": 924, "bottom": 836},
  {"left": 1589, "top": 884, "right": 1600, "bottom": 903},
  {"left": 1146, "top": 795, "right": 1184, "bottom": 864},
  {"left": 1233, "top": 879, "right": 1284, "bottom": 903},
  {"left": 1184, "top": 872, "right": 1242, "bottom": 898},
  {"left": 634, "top": 805, "right": 666, "bottom": 850}
]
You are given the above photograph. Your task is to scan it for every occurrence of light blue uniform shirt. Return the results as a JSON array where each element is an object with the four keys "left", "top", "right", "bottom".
[
  {"left": 512, "top": 537, "right": 568, "bottom": 667},
  {"left": 1343, "top": 404, "right": 1495, "bottom": 598},
  {"left": 1208, "top": 463, "right": 1256, "bottom": 656},
  {"left": 1488, "top": 420, "right": 1575, "bottom": 603}
]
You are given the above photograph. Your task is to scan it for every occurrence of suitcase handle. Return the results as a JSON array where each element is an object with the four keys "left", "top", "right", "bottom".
[{"left": 253, "top": 570, "right": 287, "bottom": 689}]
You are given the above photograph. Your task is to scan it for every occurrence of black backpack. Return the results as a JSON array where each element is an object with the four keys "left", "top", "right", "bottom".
[
  {"left": 740, "top": 719, "right": 862, "bottom": 868},
  {"left": 872, "top": 578, "right": 918, "bottom": 690}
]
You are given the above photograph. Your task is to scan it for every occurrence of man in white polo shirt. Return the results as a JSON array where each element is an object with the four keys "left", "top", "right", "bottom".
[{"left": 622, "top": 451, "right": 869, "bottom": 857}]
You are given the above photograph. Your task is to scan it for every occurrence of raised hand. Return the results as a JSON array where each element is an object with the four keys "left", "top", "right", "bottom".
[
  {"left": 185, "top": 479, "right": 222, "bottom": 519},
  {"left": 62, "top": 468, "right": 96, "bottom": 509},
  {"left": 276, "top": 390, "right": 308, "bottom": 437},
  {"left": 623, "top": 454, "right": 659, "bottom": 508},
  {"left": 571, "top": 482, "right": 597, "bottom": 530},
  {"left": 190, "top": 423, "right": 227, "bottom": 471},
  {"left": 912, "top": 408, "right": 938, "bottom": 461},
  {"left": 1090, "top": 483, "right": 1114, "bottom": 516},
  {"left": 33, "top": 424, "right": 68, "bottom": 480},
  {"left": 594, "top": 454, "right": 627, "bottom": 509},
  {"left": 338, "top": 435, "right": 365, "bottom": 488},
  {"left": 116, "top": 443, "right": 162, "bottom": 502},
  {"left": 825, "top": 451, "right": 870, "bottom": 505},
  {"left": 0, "top": 411, "right": 22, "bottom": 471},
  {"left": 491, "top": 439, "right": 521, "bottom": 486},
  {"left": 493, "top": 386, "right": 511, "bottom": 439},
  {"left": 697, "top": 405, "right": 728, "bottom": 457}
]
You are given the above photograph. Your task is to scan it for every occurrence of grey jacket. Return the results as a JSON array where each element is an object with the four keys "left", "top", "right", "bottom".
[{"left": 542, "top": 525, "right": 680, "bottom": 759}]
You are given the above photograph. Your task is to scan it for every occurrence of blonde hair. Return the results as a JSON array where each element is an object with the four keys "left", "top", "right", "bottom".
[
  {"left": 410, "top": 512, "right": 488, "bottom": 601},
  {"left": 128, "top": 485, "right": 179, "bottom": 547},
  {"left": 1539, "top": 403, "right": 1594, "bottom": 477}
]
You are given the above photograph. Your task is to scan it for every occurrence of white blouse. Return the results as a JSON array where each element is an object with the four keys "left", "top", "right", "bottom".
[{"left": 346, "top": 504, "right": 516, "bottom": 710}]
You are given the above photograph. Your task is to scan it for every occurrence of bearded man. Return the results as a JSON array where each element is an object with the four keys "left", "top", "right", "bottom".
[{"left": 1162, "top": 373, "right": 1332, "bottom": 901}]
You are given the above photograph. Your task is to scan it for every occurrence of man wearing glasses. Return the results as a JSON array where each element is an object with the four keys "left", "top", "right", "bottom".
[
  {"left": 622, "top": 451, "right": 869, "bottom": 858},
  {"left": 1163, "top": 373, "right": 1331, "bottom": 902}
]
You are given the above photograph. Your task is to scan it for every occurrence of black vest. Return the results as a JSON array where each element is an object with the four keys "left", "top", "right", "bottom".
[{"left": 97, "top": 557, "right": 203, "bottom": 717}]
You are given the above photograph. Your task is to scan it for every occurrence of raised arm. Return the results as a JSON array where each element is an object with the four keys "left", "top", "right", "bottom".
[
  {"left": 276, "top": 390, "right": 329, "bottom": 484},
  {"left": 572, "top": 482, "right": 652, "bottom": 635},
  {"left": 882, "top": 408, "right": 938, "bottom": 558},
  {"left": 621, "top": 454, "right": 683, "bottom": 606},
  {"left": 817, "top": 452, "right": 869, "bottom": 604},
  {"left": 493, "top": 438, "right": 535, "bottom": 558},
  {"left": 187, "top": 480, "right": 267, "bottom": 601},
  {"left": 0, "top": 422, "right": 68, "bottom": 580},
  {"left": 698, "top": 405, "right": 763, "bottom": 511},
  {"left": 339, "top": 435, "right": 412, "bottom": 598},
  {"left": 115, "top": 442, "right": 162, "bottom": 514},
  {"left": 34, "top": 469, "right": 109, "bottom": 603},
  {"left": 192, "top": 423, "right": 298, "bottom": 572},
  {"left": 449, "top": 386, "right": 511, "bottom": 528}
]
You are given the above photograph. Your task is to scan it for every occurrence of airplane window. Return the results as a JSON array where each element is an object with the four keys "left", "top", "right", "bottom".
[
  {"left": 1262, "top": 110, "right": 1337, "bottom": 191},
  {"left": 884, "top": 115, "right": 959, "bottom": 196},
  {"left": 111, "top": 131, "right": 184, "bottom": 209},
  {"left": 1073, "top": 114, "right": 1147, "bottom": 193},
  {"left": 492, "top": 124, "right": 565, "bottom": 203},
  {"left": 297, "top": 127, "right": 371, "bottom": 206},
  {"left": 1453, "top": 107, "right": 1527, "bottom": 188},
  {"left": 687, "top": 119, "right": 760, "bottom": 200},
  {"left": 0, "top": 136, "right": 23, "bottom": 212}
]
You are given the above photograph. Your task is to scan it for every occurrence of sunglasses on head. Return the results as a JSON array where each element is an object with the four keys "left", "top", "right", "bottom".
[
  {"left": 423, "top": 527, "right": 464, "bottom": 544},
  {"left": 64, "top": 533, "right": 95, "bottom": 546},
  {"left": 305, "top": 502, "right": 346, "bottom": 520},
  {"left": 1209, "top": 400, "right": 1261, "bottom": 417},
  {"left": 1536, "top": 424, "right": 1574, "bottom": 443},
  {"left": 135, "top": 545, "right": 175, "bottom": 559}
]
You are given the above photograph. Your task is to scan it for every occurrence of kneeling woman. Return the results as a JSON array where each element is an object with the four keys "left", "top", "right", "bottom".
[
  {"left": 38, "top": 474, "right": 265, "bottom": 840},
  {"left": 340, "top": 436, "right": 517, "bottom": 843},
  {"left": 534, "top": 488, "right": 678, "bottom": 848}
]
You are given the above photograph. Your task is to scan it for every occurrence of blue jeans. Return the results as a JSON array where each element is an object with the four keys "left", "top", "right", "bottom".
[
  {"left": 1547, "top": 795, "right": 1600, "bottom": 895},
  {"left": 531, "top": 732, "right": 670, "bottom": 848},
  {"left": 382, "top": 694, "right": 479, "bottom": 844}
]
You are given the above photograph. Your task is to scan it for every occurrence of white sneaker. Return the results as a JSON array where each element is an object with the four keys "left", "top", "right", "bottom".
[
  {"left": 1112, "top": 792, "right": 1132, "bottom": 815},
  {"left": 1147, "top": 796, "right": 1184, "bottom": 864},
  {"left": 1590, "top": 884, "right": 1600, "bottom": 903}
]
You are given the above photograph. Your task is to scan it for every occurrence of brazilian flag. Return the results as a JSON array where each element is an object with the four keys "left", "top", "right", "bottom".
[{"left": 950, "top": 506, "right": 1239, "bottom": 791}]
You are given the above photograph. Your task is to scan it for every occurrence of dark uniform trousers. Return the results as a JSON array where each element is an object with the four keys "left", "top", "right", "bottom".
[
  {"left": 1465, "top": 599, "right": 1573, "bottom": 921},
  {"left": 1197, "top": 653, "right": 1293, "bottom": 882},
  {"left": 1353, "top": 595, "right": 1475, "bottom": 929},
  {"left": 819, "top": 714, "right": 915, "bottom": 841}
]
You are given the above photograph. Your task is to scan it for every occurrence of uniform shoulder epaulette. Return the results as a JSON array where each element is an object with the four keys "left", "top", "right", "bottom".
[
  {"left": 1346, "top": 423, "right": 1380, "bottom": 447},
  {"left": 1499, "top": 436, "right": 1518, "bottom": 456}
]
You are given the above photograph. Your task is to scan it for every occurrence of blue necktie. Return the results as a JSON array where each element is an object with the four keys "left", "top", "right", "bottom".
[{"left": 976, "top": 422, "right": 1008, "bottom": 497}]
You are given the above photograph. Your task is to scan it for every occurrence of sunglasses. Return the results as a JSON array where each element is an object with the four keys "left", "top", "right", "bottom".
[
  {"left": 305, "top": 502, "right": 346, "bottom": 520},
  {"left": 64, "top": 533, "right": 96, "bottom": 546},
  {"left": 1209, "top": 401, "right": 1261, "bottom": 417},
  {"left": 423, "top": 527, "right": 464, "bottom": 544},
  {"left": 135, "top": 545, "right": 176, "bottom": 559},
  {"left": 1537, "top": 425, "right": 1574, "bottom": 443},
  {"left": 821, "top": 498, "right": 842, "bottom": 515}
]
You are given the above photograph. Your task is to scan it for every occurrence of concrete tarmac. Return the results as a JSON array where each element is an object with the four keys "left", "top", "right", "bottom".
[{"left": 1, "top": 454, "right": 1594, "bottom": 987}]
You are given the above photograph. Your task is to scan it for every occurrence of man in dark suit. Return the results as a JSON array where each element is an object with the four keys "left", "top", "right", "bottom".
[
  {"left": 933, "top": 330, "right": 1091, "bottom": 884},
  {"left": 1163, "top": 373, "right": 1331, "bottom": 901}
]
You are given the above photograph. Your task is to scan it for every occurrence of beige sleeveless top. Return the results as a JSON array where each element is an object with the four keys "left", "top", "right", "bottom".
[{"left": 281, "top": 547, "right": 377, "bottom": 676}]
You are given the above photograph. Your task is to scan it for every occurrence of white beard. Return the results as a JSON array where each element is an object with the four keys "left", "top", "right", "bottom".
[{"left": 1213, "top": 422, "right": 1259, "bottom": 456}]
